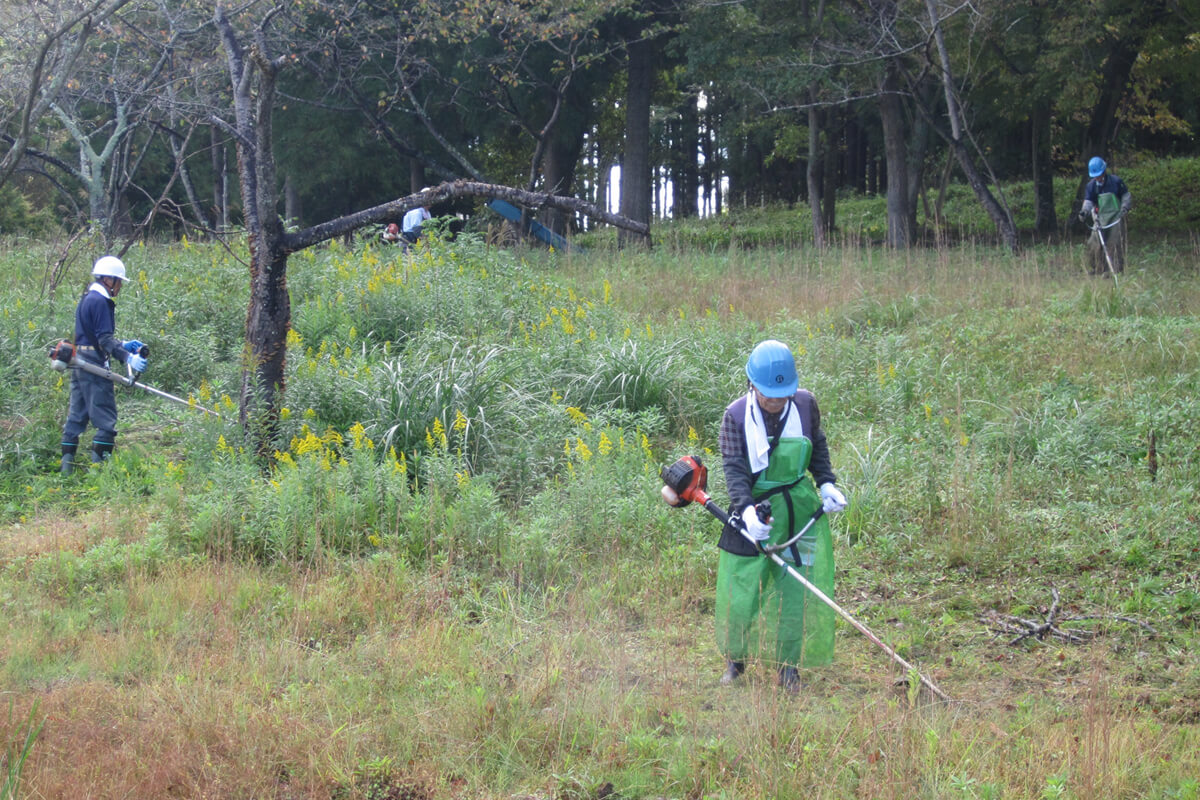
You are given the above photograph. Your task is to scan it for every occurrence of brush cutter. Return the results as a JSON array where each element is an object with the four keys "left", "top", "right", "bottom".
[
  {"left": 48, "top": 340, "right": 222, "bottom": 418},
  {"left": 661, "top": 455, "right": 951, "bottom": 703}
]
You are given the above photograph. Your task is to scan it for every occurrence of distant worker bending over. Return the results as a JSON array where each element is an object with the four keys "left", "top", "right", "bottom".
[{"left": 402, "top": 206, "right": 431, "bottom": 245}]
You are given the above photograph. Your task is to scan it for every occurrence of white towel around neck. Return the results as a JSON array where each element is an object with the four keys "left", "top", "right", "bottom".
[{"left": 744, "top": 391, "right": 804, "bottom": 473}]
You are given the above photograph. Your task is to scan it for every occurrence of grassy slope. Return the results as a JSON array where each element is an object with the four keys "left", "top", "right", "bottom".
[{"left": 1, "top": 196, "right": 1199, "bottom": 798}]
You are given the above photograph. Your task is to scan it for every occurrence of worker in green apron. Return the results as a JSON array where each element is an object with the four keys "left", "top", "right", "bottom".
[
  {"left": 715, "top": 339, "right": 847, "bottom": 692},
  {"left": 1079, "top": 156, "right": 1132, "bottom": 274}
]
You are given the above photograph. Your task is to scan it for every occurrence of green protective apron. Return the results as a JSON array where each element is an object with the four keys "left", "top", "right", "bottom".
[
  {"left": 715, "top": 434, "right": 836, "bottom": 667},
  {"left": 1097, "top": 190, "right": 1122, "bottom": 228}
]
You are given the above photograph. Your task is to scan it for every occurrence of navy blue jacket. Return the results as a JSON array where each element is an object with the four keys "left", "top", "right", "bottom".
[{"left": 74, "top": 286, "right": 128, "bottom": 366}]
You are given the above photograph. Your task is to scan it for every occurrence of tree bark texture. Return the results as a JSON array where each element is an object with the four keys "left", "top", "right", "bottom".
[
  {"left": 619, "top": 37, "right": 652, "bottom": 247},
  {"left": 879, "top": 62, "right": 912, "bottom": 247},
  {"left": 807, "top": 101, "right": 825, "bottom": 248},
  {"left": 1031, "top": 109, "right": 1056, "bottom": 235}
]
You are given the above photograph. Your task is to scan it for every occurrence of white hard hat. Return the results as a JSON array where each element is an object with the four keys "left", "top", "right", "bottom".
[{"left": 92, "top": 255, "right": 127, "bottom": 280}]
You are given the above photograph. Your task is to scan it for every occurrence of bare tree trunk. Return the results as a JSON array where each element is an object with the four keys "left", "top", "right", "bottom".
[
  {"left": 1031, "top": 108, "right": 1056, "bottom": 236},
  {"left": 619, "top": 37, "right": 652, "bottom": 248},
  {"left": 821, "top": 114, "right": 837, "bottom": 232},
  {"left": 672, "top": 93, "right": 700, "bottom": 218},
  {"left": 879, "top": 62, "right": 912, "bottom": 247},
  {"left": 409, "top": 158, "right": 426, "bottom": 193},
  {"left": 538, "top": 132, "right": 583, "bottom": 237},
  {"left": 211, "top": 126, "right": 229, "bottom": 231},
  {"left": 924, "top": 0, "right": 1018, "bottom": 252},
  {"left": 284, "top": 173, "right": 302, "bottom": 228},
  {"left": 807, "top": 101, "right": 825, "bottom": 248}
]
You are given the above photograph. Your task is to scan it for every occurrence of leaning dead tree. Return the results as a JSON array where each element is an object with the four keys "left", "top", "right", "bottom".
[
  {"left": 980, "top": 588, "right": 1158, "bottom": 646},
  {"left": 286, "top": 180, "right": 648, "bottom": 252}
]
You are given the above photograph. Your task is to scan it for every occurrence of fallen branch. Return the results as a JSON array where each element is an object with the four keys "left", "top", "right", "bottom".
[{"left": 980, "top": 587, "right": 1158, "bottom": 646}]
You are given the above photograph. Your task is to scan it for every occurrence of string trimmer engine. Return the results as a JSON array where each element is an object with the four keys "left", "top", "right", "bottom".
[{"left": 660, "top": 455, "right": 709, "bottom": 506}]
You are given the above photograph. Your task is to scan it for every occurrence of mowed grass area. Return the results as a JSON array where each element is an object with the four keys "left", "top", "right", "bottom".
[{"left": 0, "top": 227, "right": 1198, "bottom": 799}]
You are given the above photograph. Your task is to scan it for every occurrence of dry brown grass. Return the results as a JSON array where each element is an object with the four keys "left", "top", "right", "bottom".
[{"left": 2, "top": 534, "right": 1195, "bottom": 799}]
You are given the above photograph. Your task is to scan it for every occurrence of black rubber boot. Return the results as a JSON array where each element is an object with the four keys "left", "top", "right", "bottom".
[
  {"left": 60, "top": 442, "right": 78, "bottom": 475},
  {"left": 778, "top": 665, "right": 801, "bottom": 694},
  {"left": 91, "top": 440, "right": 114, "bottom": 464},
  {"left": 719, "top": 660, "right": 745, "bottom": 685}
]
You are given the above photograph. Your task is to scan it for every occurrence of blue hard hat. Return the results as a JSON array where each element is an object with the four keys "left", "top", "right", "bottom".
[
  {"left": 1088, "top": 157, "right": 1106, "bottom": 178},
  {"left": 746, "top": 340, "right": 798, "bottom": 398}
]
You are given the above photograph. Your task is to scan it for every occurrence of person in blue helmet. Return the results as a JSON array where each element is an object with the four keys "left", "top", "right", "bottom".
[
  {"left": 60, "top": 256, "right": 149, "bottom": 474},
  {"left": 1079, "top": 156, "right": 1132, "bottom": 274},
  {"left": 715, "top": 339, "right": 847, "bottom": 692}
]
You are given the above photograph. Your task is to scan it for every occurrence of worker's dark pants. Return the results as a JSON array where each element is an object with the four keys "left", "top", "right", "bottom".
[
  {"left": 1087, "top": 220, "right": 1127, "bottom": 274},
  {"left": 62, "top": 363, "right": 118, "bottom": 462}
]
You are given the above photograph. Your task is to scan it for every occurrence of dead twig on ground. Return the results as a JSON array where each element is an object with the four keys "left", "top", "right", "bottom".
[{"left": 980, "top": 587, "right": 1158, "bottom": 646}]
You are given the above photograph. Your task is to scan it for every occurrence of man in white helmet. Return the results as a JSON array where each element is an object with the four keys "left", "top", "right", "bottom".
[{"left": 60, "top": 256, "right": 149, "bottom": 474}]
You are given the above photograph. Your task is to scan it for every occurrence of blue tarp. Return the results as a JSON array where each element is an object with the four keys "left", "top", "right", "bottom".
[{"left": 486, "top": 198, "right": 580, "bottom": 252}]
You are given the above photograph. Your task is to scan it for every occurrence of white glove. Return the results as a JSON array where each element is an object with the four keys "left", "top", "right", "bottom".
[
  {"left": 127, "top": 353, "right": 148, "bottom": 373},
  {"left": 819, "top": 483, "right": 847, "bottom": 513},
  {"left": 743, "top": 505, "right": 772, "bottom": 541}
]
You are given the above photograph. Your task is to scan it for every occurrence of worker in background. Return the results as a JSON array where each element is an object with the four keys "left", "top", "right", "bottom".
[
  {"left": 1079, "top": 156, "right": 1132, "bottom": 275},
  {"left": 381, "top": 222, "right": 402, "bottom": 245},
  {"left": 402, "top": 206, "right": 431, "bottom": 245},
  {"left": 715, "top": 339, "right": 847, "bottom": 692},
  {"left": 60, "top": 256, "right": 148, "bottom": 474}
]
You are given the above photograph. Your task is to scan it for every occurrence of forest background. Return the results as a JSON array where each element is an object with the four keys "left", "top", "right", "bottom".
[{"left": 1, "top": 1, "right": 1199, "bottom": 799}]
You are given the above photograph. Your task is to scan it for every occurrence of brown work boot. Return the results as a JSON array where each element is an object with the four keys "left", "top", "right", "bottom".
[
  {"left": 778, "top": 665, "right": 801, "bottom": 694},
  {"left": 719, "top": 661, "right": 745, "bottom": 685}
]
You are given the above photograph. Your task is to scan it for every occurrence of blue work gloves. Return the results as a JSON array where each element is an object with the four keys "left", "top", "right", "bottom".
[
  {"left": 122, "top": 339, "right": 146, "bottom": 355},
  {"left": 127, "top": 353, "right": 148, "bottom": 373},
  {"left": 742, "top": 504, "right": 772, "bottom": 541},
  {"left": 819, "top": 483, "right": 847, "bottom": 513}
]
